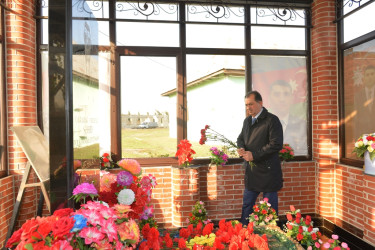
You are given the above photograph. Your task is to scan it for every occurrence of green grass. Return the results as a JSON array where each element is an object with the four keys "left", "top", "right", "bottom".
[
  {"left": 73, "top": 128, "right": 237, "bottom": 160},
  {"left": 122, "top": 127, "right": 213, "bottom": 158}
]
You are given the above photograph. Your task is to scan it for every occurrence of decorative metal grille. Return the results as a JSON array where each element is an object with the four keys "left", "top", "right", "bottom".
[
  {"left": 186, "top": 4, "right": 244, "bottom": 23},
  {"left": 116, "top": 1, "right": 178, "bottom": 20},
  {"left": 72, "top": 0, "right": 108, "bottom": 18},
  {"left": 253, "top": 5, "right": 308, "bottom": 25}
]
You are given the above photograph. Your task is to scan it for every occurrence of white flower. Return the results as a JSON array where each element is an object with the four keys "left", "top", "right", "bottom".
[
  {"left": 363, "top": 135, "right": 368, "bottom": 145},
  {"left": 355, "top": 141, "right": 364, "bottom": 148},
  {"left": 118, "top": 189, "right": 135, "bottom": 205},
  {"left": 267, "top": 203, "right": 271, "bottom": 207}
]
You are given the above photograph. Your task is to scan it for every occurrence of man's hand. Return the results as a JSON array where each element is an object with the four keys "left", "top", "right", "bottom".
[
  {"left": 237, "top": 148, "right": 245, "bottom": 157},
  {"left": 242, "top": 151, "right": 254, "bottom": 162}
]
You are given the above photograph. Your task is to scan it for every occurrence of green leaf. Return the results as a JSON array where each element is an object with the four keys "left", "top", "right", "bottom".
[{"left": 24, "top": 243, "right": 33, "bottom": 250}]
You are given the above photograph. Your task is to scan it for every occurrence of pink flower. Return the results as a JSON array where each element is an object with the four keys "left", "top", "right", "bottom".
[
  {"left": 280, "top": 149, "right": 287, "bottom": 153},
  {"left": 200, "top": 201, "right": 204, "bottom": 205},
  {"left": 263, "top": 197, "right": 269, "bottom": 203},
  {"left": 371, "top": 143, "right": 375, "bottom": 149},
  {"left": 315, "top": 242, "right": 320, "bottom": 248},
  {"left": 323, "top": 242, "right": 331, "bottom": 249},
  {"left": 290, "top": 205, "right": 296, "bottom": 212},
  {"left": 77, "top": 209, "right": 102, "bottom": 226},
  {"left": 78, "top": 227, "right": 105, "bottom": 245},
  {"left": 72, "top": 183, "right": 98, "bottom": 195},
  {"left": 332, "top": 234, "right": 339, "bottom": 240},
  {"left": 254, "top": 215, "right": 259, "bottom": 220},
  {"left": 117, "top": 159, "right": 142, "bottom": 176},
  {"left": 101, "top": 218, "right": 118, "bottom": 242},
  {"left": 341, "top": 242, "right": 348, "bottom": 248},
  {"left": 290, "top": 151, "right": 294, "bottom": 155},
  {"left": 199, "top": 209, "right": 202, "bottom": 213}
]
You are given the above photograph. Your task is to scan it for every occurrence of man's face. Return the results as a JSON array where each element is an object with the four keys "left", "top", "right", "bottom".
[
  {"left": 245, "top": 94, "right": 263, "bottom": 117},
  {"left": 269, "top": 85, "right": 293, "bottom": 117},
  {"left": 363, "top": 68, "right": 375, "bottom": 88}
]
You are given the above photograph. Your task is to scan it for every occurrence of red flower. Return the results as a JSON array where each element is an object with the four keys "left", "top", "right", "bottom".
[
  {"left": 202, "top": 223, "right": 214, "bottom": 236},
  {"left": 102, "top": 153, "right": 109, "bottom": 157},
  {"left": 5, "top": 228, "right": 23, "bottom": 248},
  {"left": 53, "top": 208, "right": 73, "bottom": 218},
  {"left": 286, "top": 213, "right": 293, "bottom": 221},
  {"left": 296, "top": 217, "right": 301, "bottom": 224},
  {"left": 142, "top": 223, "right": 151, "bottom": 238},
  {"left": 296, "top": 212, "right": 302, "bottom": 218},
  {"left": 290, "top": 205, "right": 296, "bottom": 212},
  {"left": 298, "top": 226, "right": 303, "bottom": 233},
  {"left": 175, "top": 139, "right": 196, "bottom": 166},
  {"left": 179, "top": 228, "right": 189, "bottom": 239},
  {"left": 311, "top": 233, "right": 317, "bottom": 240},
  {"left": 178, "top": 238, "right": 187, "bottom": 249},
  {"left": 20, "top": 218, "right": 39, "bottom": 242},
  {"left": 103, "top": 157, "right": 109, "bottom": 162},
  {"left": 261, "top": 209, "right": 267, "bottom": 215},
  {"left": 297, "top": 233, "right": 304, "bottom": 241},
  {"left": 205, "top": 125, "right": 210, "bottom": 130},
  {"left": 287, "top": 223, "right": 293, "bottom": 230},
  {"left": 52, "top": 216, "right": 74, "bottom": 240},
  {"left": 308, "top": 226, "right": 313, "bottom": 232}
]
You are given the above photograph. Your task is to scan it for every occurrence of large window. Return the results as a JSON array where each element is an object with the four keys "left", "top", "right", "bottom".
[
  {"left": 40, "top": 1, "right": 312, "bottom": 166},
  {"left": 338, "top": 0, "right": 375, "bottom": 164}
]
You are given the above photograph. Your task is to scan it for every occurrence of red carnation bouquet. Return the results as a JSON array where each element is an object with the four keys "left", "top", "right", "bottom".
[{"left": 175, "top": 139, "right": 196, "bottom": 167}]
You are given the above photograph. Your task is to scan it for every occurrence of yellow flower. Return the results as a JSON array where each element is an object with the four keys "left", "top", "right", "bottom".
[{"left": 355, "top": 141, "right": 364, "bottom": 148}]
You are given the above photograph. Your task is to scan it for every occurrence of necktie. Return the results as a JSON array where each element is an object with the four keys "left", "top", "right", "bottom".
[{"left": 252, "top": 117, "right": 256, "bottom": 125}]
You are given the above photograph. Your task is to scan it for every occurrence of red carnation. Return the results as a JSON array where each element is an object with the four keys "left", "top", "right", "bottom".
[
  {"left": 286, "top": 213, "right": 293, "bottom": 221},
  {"left": 297, "top": 233, "right": 304, "bottom": 241},
  {"left": 261, "top": 209, "right": 267, "bottom": 215},
  {"left": 178, "top": 238, "right": 187, "bottom": 249},
  {"left": 53, "top": 208, "right": 73, "bottom": 218}
]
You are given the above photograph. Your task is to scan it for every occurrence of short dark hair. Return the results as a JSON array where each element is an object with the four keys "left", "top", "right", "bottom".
[
  {"left": 269, "top": 80, "right": 292, "bottom": 93},
  {"left": 245, "top": 91, "right": 262, "bottom": 102}
]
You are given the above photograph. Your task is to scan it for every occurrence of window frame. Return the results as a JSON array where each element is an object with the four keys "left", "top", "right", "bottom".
[
  {"left": 337, "top": 0, "right": 375, "bottom": 167},
  {"left": 0, "top": 0, "right": 6, "bottom": 178},
  {"left": 39, "top": 0, "right": 312, "bottom": 167}
]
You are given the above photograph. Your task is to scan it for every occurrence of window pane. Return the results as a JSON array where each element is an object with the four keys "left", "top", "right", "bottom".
[
  {"left": 186, "top": 55, "right": 245, "bottom": 158},
  {"left": 116, "top": 22, "right": 179, "bottom": 46},
  {"left": 121, "top": 56, "right": 176, "bottom": 158},
  {"left": 72, "top": 0, "right": 109, "bottom": 18},
  {"left": 343, "top": 39, "right": 375, "bottom": 159},
  {"left": 73, "top": 52, "right": 111, "bottom": 159},
  {"left": 116, "top": 1, "right": 178, "bottom": 21},
  {"left": 186, "top": 24, "right": 244, "bottom": 49},
  {"left": 251, "top": 7, "right": 306, "bottom": 26},
  {"left": 186, "top": 4, "right": 244, "bottom": 23},
  {"left": 73, "top": 20, "right": 110, "bottom": 46},
  {"left": 343, "top": 1, "right": 375, "bottom": 42},
  {"left": 252, "top": 55, "right": 308, "bottom": 156},
  {"left": 343, "top": 0, "right": 372, "bottom": 15},
  {"left": 251, "top": 26, "right": 305, "bottom": 50}
]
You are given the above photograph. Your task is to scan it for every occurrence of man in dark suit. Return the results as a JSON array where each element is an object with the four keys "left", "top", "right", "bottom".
[
  {"left": 269, "top": 80, "right": 308, "bottom": 156},
  {"left": 354, "top": 65, "right": 375, "bottom": 135},
  {"left": 237, "top": 91, "right": 283, "bottom": 225}
]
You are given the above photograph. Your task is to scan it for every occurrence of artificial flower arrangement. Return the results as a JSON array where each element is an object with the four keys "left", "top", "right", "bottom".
[
  {"left": 248, "top": 198, "right": 278, "bottom": 226},
  {"left": 316, "top": 234, "right": 351, "bottom": 250},
  {"left": 353, "top": 133, "right": 375, "bottom": 160},
  {"left": 186, "top": 201, "right": 210, "bottom": 226},
  {"left": 139, "top": 220, "right": 269, "bottom": 250},
  {"left": 6, "top": 202, "right": 140, "bottom": 249},
  {"left": 99, "top": 152, "right": 115, "bottom": 170},
  {"left": 175, "top": 139, "right": 196, "bottom": 167},
  {"left": 279, "top": 143, "right": 295, "bottom": 161},
  {"left": 209, "top": 147, "right": 229, "bottom": 166}
]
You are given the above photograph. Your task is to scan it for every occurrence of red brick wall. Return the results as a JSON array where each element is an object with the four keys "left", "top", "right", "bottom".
[
  {"left": 1, "top": 0, "right": 38, "bottom": 247},
  {"left": 311, "top": 0, "right": 339, "bottom": 219},
  {"left": 0, "top": 176, "right": 14, "bottom": 248}
]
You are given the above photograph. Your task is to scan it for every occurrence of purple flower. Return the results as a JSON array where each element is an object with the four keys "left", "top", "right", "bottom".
[
  {"left": 117, "top": 171, "right": 133, "bottom": 186},
  {"left": 140, "top": 206, "right": 154, "bottom": 220},
  {"left": 72, "top": 183, "right": 97, "bottom": 195}
]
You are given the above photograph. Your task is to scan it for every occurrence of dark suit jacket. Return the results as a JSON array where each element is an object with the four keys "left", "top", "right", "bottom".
[
  {"left": 284, "top": 115, "right": 308, "bottom": 156},
  {"left": 237, "top": 108, "right": 283, "bottom": 192}
]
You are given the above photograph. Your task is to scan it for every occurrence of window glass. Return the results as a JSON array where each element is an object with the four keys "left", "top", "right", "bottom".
[
  {"left": 186, "top": 4, "right": 244, "bottom": 23},
  {"left": 343, "top": 39, "right": 375, "bottom": 159},
  {"left": 186, "top": 55, "right": 245, "bottom": 158},
  {"left": 343, "top": 0, "right": 372, "bottom": 15},
  {"left": 73, "top": 52, "right": 111, "bottom": 159},
  {"left": 116, "top": 22, "right": 179, "bottom": 46},
  {"left": 343, "top": 1, "right": 375, "bottom": 42},
  {"left": 252, "top": 55, "right": 308, "bottom": 156},
  {"left": 116, "top": 1, "right": 178, "bottom": 21},
  {"left": 251, "top": 26, "right": 305, "bottom": 50},
  {"left": 73, "top": 20, "right": 110, "bottom": 46},
  {"left": 121, "top": 56, "right": 176, "bottom": 158},
  {"left": 186, "top": 24, "right": 244, "bottom": 49}
]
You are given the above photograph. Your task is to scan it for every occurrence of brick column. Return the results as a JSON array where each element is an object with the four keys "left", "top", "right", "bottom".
[
  {"left": 172, "top": 167, "right": 200, "bottom": 227},
  {"left": 6, "top": 0, "right": 38, "bottom": 229},
  {"left": 311, "top": 0, "right": 339, "bottom": 219},
  {"left": 363, "top": 175, "right": 375, "bottom": 245}
]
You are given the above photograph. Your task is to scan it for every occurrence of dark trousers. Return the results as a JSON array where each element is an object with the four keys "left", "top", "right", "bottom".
[{"left": 240, "top": 189, "right": 278, "bottom": 225}]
